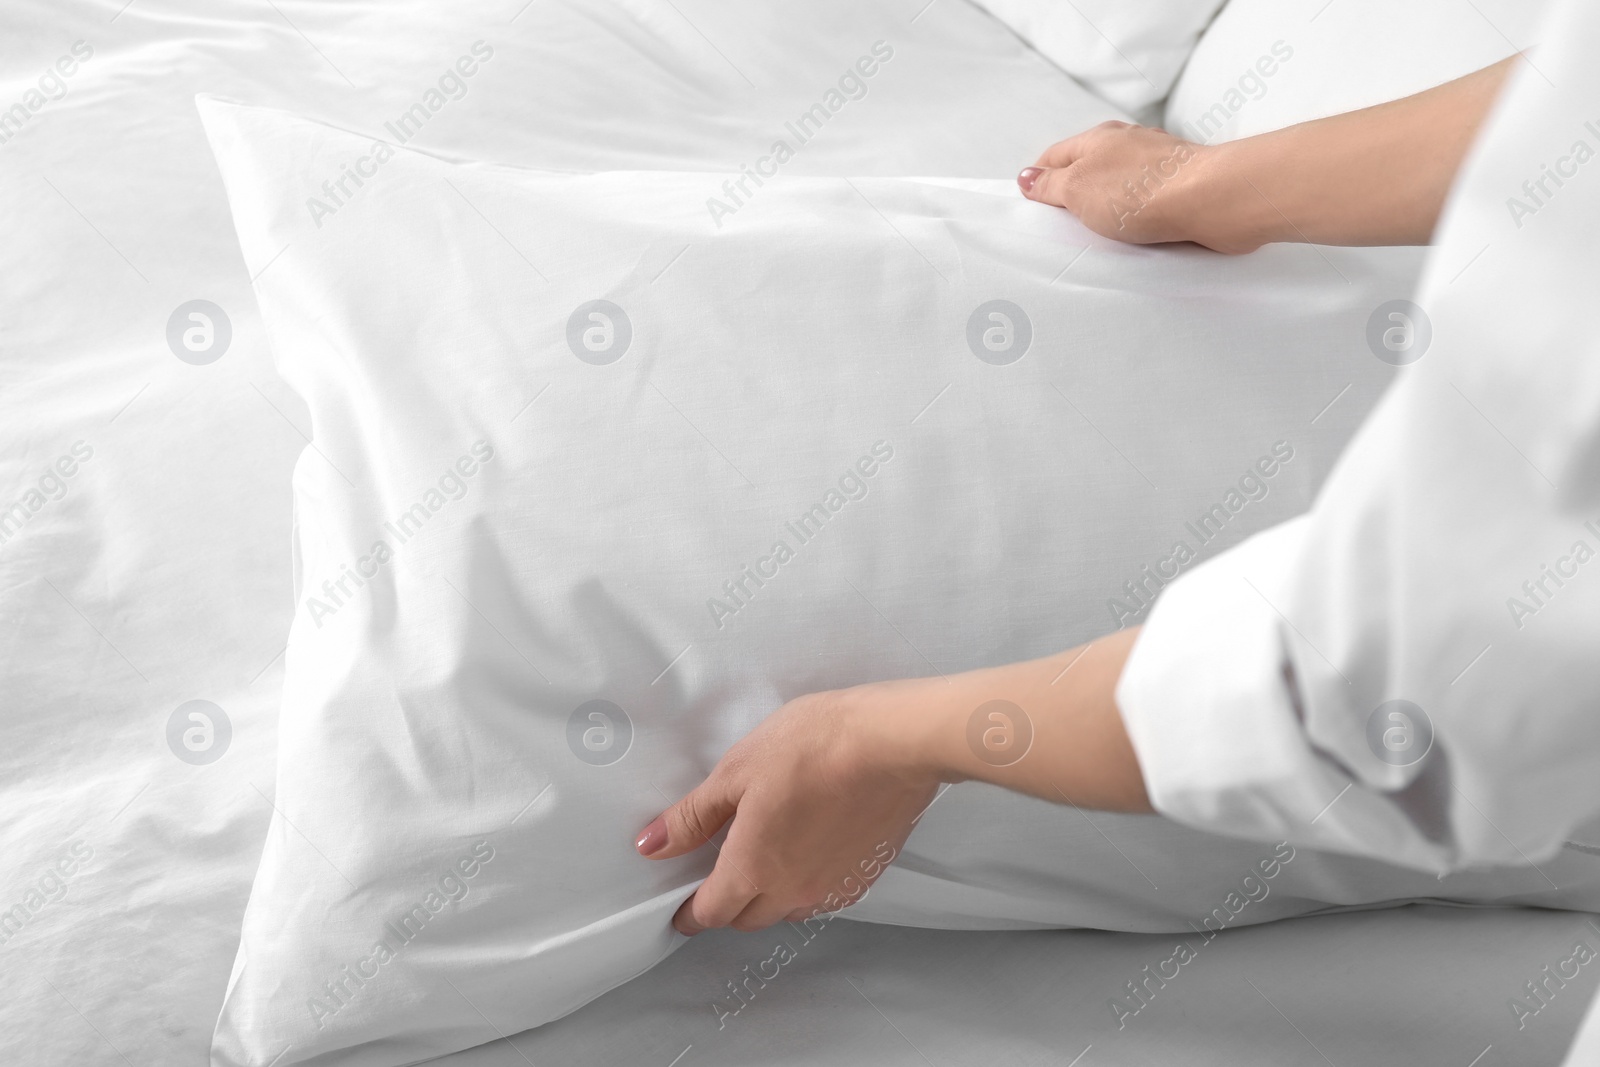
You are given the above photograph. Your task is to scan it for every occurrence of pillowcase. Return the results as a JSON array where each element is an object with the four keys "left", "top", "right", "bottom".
[
  {"left": 1166, "top": 0, "right": 1549, "bottom": 143},
  {"left": 967, "top": 0, "right": 1228, "bottom": 112},
  {"left": 198, "top": 97, "right": 1569, "bottom": 1067}
]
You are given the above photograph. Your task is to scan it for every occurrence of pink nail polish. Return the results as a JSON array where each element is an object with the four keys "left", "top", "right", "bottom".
[
  {"left": 1017, "top": 167, "right": 1042, "bottom": 193},
  {"left": 635, "top": 818, "right": 668, "bottom": 856}
]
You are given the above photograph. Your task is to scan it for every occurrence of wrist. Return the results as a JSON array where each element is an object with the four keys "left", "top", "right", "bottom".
[
  {"left": 844, "top": 676, "right": 962, "bottom": 789},
  {"left": 1181, "top": 138, "right": 1284, "bottom": 254}
]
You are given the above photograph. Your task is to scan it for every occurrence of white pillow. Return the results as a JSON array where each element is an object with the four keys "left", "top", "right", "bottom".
[
  {"left": 1166, "top": 0, "right": 1549, "bottom": 143},
  {"left": 967, "top": 0, "right": 1228, "bottom": 112},
  {"left": 200, "top": 97, "right": 1599, "bottom": 1067}
]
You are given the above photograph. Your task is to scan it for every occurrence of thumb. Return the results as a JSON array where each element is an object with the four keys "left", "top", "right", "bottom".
[
  {"left": 635, "top": 778, "right": 738, "bottom": 860},
  {"left": 1017, "top": 165, "right": 1081, "bottom": 213}
]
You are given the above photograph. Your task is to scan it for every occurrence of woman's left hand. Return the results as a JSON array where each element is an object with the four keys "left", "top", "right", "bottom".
[
  {"left": 635, "top": 685, "right": 938, "bottom": 935},
  {"left": 635, "top": 628, "right": 1152, "bottom": 936},
  {"left": 1019, "top": 121, "right": 1233, "bottom": 249}
]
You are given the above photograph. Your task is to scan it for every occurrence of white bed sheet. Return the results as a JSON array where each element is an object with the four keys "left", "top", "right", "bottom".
[
  {"left": 1, "top": 1, "right": 1594, "bottom": 1065},
  {"left": 427, "top": 903, "right": 1600, "bottom": 1067}
]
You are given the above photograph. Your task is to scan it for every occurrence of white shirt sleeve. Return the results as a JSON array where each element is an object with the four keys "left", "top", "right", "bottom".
[{"left": 1116, "top": 0, "right": 1600, "bottom": 875}]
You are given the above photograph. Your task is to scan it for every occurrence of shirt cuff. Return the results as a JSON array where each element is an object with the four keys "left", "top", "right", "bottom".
[{"left": 1114, "top": 515, "right": 1451, "bottom": 869}]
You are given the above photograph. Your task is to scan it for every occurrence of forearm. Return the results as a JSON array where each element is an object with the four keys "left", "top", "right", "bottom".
[
  {"left": 1193, "top": 56, "right": 1517, "bottom": 248},
  {"left": 858, "top": 626, "right": 1153, "bottom": 813}
]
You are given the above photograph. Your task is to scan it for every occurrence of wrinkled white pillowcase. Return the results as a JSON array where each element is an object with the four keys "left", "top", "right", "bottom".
[
  {"left": 1166, "top": 0, "right": 1549, "bottom": 143},
  {"left": 199, "top": 98, "right": 1595, "bottom": 1067},
  {"left": 967, "top": 0, "right": 1227, "bottom": 112}
]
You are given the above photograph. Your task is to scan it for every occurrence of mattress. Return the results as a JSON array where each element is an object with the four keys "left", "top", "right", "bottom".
[{"left": 1, "top": 1, "right": 1594, "bottom": 1064}]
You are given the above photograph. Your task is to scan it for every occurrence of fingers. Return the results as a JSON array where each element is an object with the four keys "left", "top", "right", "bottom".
[
  {"left": 678, "top": 883, "right": 850, "bottom": 937},
  {"left": 1018, "top": 163, "right": 1085, "bottom": 213},
  {"left": 728, "top": 894, "right": 795, "bottom": 934},
  {"left": 673, "top": 861, "right": 761, "bottom": 935},
  {"left": 1022, "top": 120, "right": 1149, "bottom": 212},
  {"left": 637, "top": 776, "right": 738, "bottom": 860},
  {"left": 782, "top": 902, "right": 840, "bottom": 925},
  {"left": 1032, "top": 120, "right": 1131, "bottom": 169},
  {"left": 1021, "top": 140, "right": 1083, "bottom": 201}
]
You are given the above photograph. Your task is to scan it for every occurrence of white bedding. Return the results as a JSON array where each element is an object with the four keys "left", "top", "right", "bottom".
[
  {"left": 424, "top": 903, "right": 1600, "bottom": 1067},
  {"left": 2, "top": 1, "right": 1595, "bottom": 1065}
]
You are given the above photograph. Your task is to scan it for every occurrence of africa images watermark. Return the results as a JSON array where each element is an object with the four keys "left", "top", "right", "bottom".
[
  {"left": 1105, "top": 441, "right": 1296, "bottom": 628},
  {"left": 1106, "top": 141, "right": 1199, "bottom": 232},
  {"left": 0, "top": 440, "right": 94, "bottom": 550},
  {"left": 166, "top": 699, "right": 233, "bottom": 765},
  {"left": 1173, "top": 40, "right": 1295, "bottom": 145},
  {"left": 306, "top": 840, "right": 497, "bottom": 1030},
  {"left": 705, "top": 40, "right": 896, "bottom": 227},
  {"left": 710, "top": 840, "right": 899, "bottom": 1031},
  {"left": 1505, "top": 117, "right": 1600, "bottom": 230},
  {"left": 706, "top": 440, "right": 895, "bottom": 630},
  {"left": 566, "top": 699, "right": 633, "bottom": 767},
  {"left": 1108, "top": 842, "right": 1298, "bottom": 1030},
  {"left": 303, "top": 440, "right": 496, "bottom": 628},
  {"left": 305, "top": 40, "right": 496, "bottom": 229},
  {"left": 0, "top": 39, "right": 93, "bottom": 148},
  {"left": 1507, "top": 922, "right": 1600, "bottom": 1031},
  {"left": 0, "top": 841, "right": 94, "bottom": 949},
  {"left": 1505, "top": 519, "right": 1600, "bottom": 631}
]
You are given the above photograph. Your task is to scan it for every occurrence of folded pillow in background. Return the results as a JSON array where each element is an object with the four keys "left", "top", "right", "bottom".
[
  {"left": 1166, "top": 0, "right": 1549, "bottom": 144},
  {"left": 966, "top": 0, "right": 1228, "bottom": 113},
  {"left": 198, "top": 97, "right": 1600, "bottom": 1067}
]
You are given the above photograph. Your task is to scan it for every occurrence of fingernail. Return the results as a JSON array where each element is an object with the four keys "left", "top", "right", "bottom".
[
  {"left": 635, "top": 817, "right": 668, "bottom": 856},
  {"left": 1017, "top": 167, "right": 1042, "bottom": 194}
]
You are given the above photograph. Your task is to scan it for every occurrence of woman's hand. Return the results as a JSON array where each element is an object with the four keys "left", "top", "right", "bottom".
[
  {"left": 1022, "top": 56, "right": 1517, "bottom": 252},
  {"left": 635, "top": 689, "right": 939, "bottom": 935},
  {"left": 636, "top": 628, "right": 1154, "bottom": 936},
  {"left": 1018, "top": 122, "right": 1249, "bottom": 252}
]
